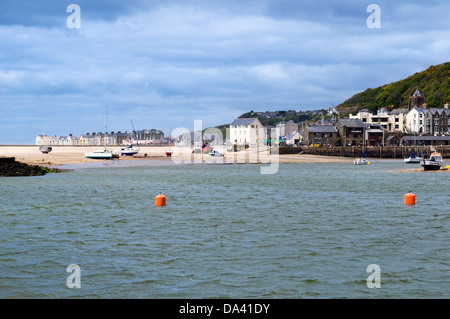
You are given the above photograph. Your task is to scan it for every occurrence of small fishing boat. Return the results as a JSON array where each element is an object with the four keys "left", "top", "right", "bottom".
[{"left": 421, "top": 152, "right": 443, "bottom": 171}]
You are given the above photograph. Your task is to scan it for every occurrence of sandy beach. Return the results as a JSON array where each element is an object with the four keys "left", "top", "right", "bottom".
[
  {"left": 2, "top": 145, "right": 449, "bottom": 173},
  {"left": 0, "top": 145, "right": 354, "bottom": 167}
]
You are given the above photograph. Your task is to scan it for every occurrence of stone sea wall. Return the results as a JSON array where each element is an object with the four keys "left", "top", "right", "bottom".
[{"left": 277, "top": 146, "right": 450, "bottom": 159}]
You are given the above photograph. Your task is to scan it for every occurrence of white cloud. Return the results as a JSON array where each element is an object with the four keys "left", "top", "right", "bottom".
[{"left": 0, "top": 1, "right": 449, "bottom": 143}]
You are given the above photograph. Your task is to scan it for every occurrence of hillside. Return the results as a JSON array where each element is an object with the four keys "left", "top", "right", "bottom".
[
  {"left": 337, "top": 62, "right": 450, "bottom": 115},
  {"left": 238, "top": 109, "right": 328, "bottom": 126}
]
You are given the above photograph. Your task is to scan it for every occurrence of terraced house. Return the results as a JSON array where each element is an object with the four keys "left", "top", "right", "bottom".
[{"left": 36, "top": 128, "right": 164, "bottom": 146}]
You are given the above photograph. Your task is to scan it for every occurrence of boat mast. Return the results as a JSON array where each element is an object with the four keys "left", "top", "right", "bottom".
[
  {"left": 130, "top": 119, "right": 139, "bottom": 148},
  {"left": 104, "top": 105, "right": 108, "bottom": 150}
]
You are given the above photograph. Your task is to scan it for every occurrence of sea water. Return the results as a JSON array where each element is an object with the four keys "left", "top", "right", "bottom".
[{"left": 0, "top": 161, "right": 448, "bottom": 298}]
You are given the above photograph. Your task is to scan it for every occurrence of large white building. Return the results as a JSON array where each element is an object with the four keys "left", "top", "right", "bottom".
[{"left": 229, "top": 118, "right": 265, "bottom": 149}]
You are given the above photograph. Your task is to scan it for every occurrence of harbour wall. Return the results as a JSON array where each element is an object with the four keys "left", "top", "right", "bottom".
[{"left": 277, "top": 145, "right": 450, "bottom": 159}]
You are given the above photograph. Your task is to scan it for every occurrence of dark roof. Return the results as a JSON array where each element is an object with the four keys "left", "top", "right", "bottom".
[
  {"left": 339, "top": 119, "right": 365, "bottom": 127},
  {"left": 389, "top": 109, "right": 409, "bottom": 115},
  {"left": 231, "top": 118, "right": 260, "bottom": 125},
  {"left": 386, "top": 135, "right": 399, "bottom": 141},
  {"left": 308, "top": 125, "right": 337, "bottom": 133}
]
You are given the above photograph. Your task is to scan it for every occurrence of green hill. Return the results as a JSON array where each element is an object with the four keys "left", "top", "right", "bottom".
[
  {"left": 337, "top": 62, "right": 450, "bottom": 115},
  {"left": 238, "top": 110, "right": 328, "bottom": 126}
]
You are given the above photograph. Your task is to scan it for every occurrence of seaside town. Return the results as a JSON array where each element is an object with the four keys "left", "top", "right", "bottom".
[{"left": 35, "top": 90, "right": 450, "bottom": 150}]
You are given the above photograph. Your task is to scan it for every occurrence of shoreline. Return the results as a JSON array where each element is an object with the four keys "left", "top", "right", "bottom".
[
  {"left": 1, "top": 145, "right": 448, "bottom": 172},
  {"left": 0, "top": 145, "right": 355, "bottom": 167}
]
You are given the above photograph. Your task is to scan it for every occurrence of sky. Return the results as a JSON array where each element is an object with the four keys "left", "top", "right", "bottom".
[{"left": 1, "top": 0, "right": 450, "bottom": 144}]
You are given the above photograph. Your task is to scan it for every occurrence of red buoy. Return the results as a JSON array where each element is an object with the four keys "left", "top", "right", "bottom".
[
  {"left": 155, "top": 193, "right": 166, "bottom": 207},
  {"left": 404, "top": 193, "right": 415, "bottom": 205}
]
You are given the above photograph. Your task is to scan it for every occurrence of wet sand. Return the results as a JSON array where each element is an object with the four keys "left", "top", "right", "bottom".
[
  {"left": 1, "top": 145, "right": 354, "bottom": 167},
  {"left": 1, "top": 146, "right": 449, "bottom": 173}
]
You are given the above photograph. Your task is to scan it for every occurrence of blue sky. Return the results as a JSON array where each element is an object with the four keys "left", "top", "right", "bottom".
[{"left": 1, "top": 0, "right": 450, "bottom": 144}]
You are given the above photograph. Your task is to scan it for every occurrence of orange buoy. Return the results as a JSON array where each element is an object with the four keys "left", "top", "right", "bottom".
[
  {"left": 155, "top": 193, "right": 166, "bottom": 207},
  {"left": 404, "top": 193, "right": 415, "bottom": 205}
]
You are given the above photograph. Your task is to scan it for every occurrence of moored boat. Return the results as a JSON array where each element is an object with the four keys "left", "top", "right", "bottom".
[
  {"left": 421, "top": 152, "right": 443, "bottom": 171},
  {"left": 121, "top": 120, "right": 140, "bottom": 156},
  {"left": 39, "top": 145, "right": 52, "bottom": 154},
  {"left": 354, "top": 157, "right": 369, "bottom": 165},
  {"left": 404, "top": 152, "right": 422, "bottom": 164},
  {"left": 84, "top": 106, "right": 119, "bottom": 160}
]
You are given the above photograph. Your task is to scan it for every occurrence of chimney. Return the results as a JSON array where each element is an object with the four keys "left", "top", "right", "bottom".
[
  {"left": 69, "top": 133, "right": 72, "bottom": 136},
  {"left": 444, "top": 102, "right": 449, "bottom": 109},
  {"left": 422, "top": 103, "right": 427, "bottom": 109}
]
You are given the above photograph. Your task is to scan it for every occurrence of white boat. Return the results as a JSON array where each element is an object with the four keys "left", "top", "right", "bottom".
[
  {"left": 85, "top": 106, "right": 119, "bottom": 160},
  {"left": 209, "top": 150, "right": 224, "bottom": 157},
  {"left": 39, "top": 145, "right": 52, "bottom": 154},
  {"left": 121, "top": 120, "right": 140, "bottom": 156},
  {"left": 421, "top": 152, "right": 443, "bottom": 171},
  {"left": 354, "top": 157, "right": 370, "bottom": 165},
  {"left": 39, "top": 122, "right": 52, "bottom": 154},
  {"left": 354, "top": 132, "right": 370, "bottom": 165},
  {"left": 85, "top": 149, "right": 115, "bottom": 159},
  {"left": 404, "top": 131, "right": 422, "bottom": 163},
  {"left": 404, "top": 152, "right": 422, "bottom": 164}
]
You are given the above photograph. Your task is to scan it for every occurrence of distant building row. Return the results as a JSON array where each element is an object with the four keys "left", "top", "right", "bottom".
[
  {"left": 349, "top": 90, "right": 450, "bottom": 134},
  {"left": 36, "top": 129, "right": 165, "bottom": 146}
]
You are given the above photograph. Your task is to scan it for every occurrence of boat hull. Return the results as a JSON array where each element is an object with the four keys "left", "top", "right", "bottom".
[
  {"left": 39, "top": 146, "right": 52, "bottom": 154},
  {"left": 84, "top": 150, "right": 117, "bottom": 160},
  {"left": 404, "top": 157, "right": 422, "bottom": 164},
  {"left": 354, "top": 159, "right": 369, "bottom": 165},
  {"left": 121, "top": 150, "right": 139, "bottom": 156},
  {"left": 85, "top": 154, "right": 113, "bottom": 160},
  {"left": 421, "top": 162, "right": 442, "bottom": 171}
]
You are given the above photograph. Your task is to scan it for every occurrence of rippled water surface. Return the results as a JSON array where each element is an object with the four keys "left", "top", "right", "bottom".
[{"left": 1, "top": 161, "right": 449, "bottom": 298}]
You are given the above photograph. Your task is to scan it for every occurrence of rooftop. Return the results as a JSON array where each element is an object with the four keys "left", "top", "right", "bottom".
[
  {"left": 230, "top": 118, "right": 259, "bottom": 125},
  {"left": 308, "top": 125, "right": 337, "bottom": 133},
  {"left": 339, "top": 119, "right": 365, "bottom": 127}
]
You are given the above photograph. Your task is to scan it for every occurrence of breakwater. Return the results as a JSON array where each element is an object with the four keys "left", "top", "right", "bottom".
[
  {"left": 277, "top": 145, "right": 450, "bottom": 159},
  {"left": 0, "top": 157, "right": 61, "bottom": 177}
]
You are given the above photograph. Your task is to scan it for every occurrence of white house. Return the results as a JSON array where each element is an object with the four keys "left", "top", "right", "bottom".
[
  {"left": 406, "top": 107, "right": 427, "bottom": 134},
  {"left": 229, "top": 118, "right": 265, "bottom": 149},
  {"left": 286, "top": 131, "right": 301, "bottom": 145}
]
